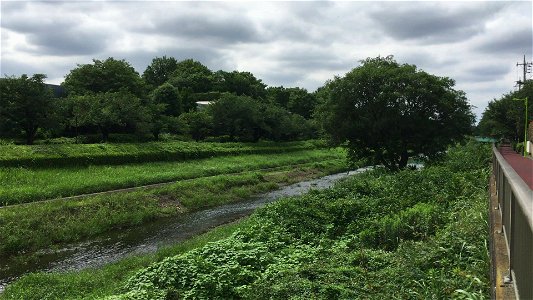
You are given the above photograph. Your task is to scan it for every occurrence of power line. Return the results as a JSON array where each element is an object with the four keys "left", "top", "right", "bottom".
[{"left": 516, "top": 55, "right": 533, "bottom": 90}]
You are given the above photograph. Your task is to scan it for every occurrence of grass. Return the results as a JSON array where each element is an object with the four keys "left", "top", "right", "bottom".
[
  {"left": 0, "top": 148, "right": 345, "bottom": 206},
  {"left": 0, "top": 140, "right": 324, "bottom": 168},
  {"left": 0, "top": 159, "right": 348, "bottom": 257},
  {"left": 1, "top": 142, "right": 491, "bottom": 299},
  {"left": 92, "top": 141, "right": 490, "bottom": 299},
  {"left": 0, "top": 220, "right": 247, "bottom": 300}
]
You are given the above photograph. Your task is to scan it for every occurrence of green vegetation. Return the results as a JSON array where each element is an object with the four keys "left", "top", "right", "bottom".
[
  {"left": 0, "top": 220, "right": 245, "bottom": 300},
  {"left": 0, "top": 158, "right": 347, "bottom": 256},
  {"left": 2, "top": 141, "right": 490, "bottom": 299},
  {"left": 477, "top": 80, "right": 532, "bottom": 142},
  {"left": 316, "top": 56, "right": 474, "bottom": 170},
  {"left": 0, "top": 140, "right": 323, "bottom": 168},
  {"left": 0, "top": 147, "right": 339, "bottom": 206},
  {"left": 1, "top": 57, "right": 321, "bottom": 144}
]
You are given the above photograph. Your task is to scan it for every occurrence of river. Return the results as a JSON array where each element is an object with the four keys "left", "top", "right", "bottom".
[{"left": 0, "top": 167, "right": 373, "bottom": 291}]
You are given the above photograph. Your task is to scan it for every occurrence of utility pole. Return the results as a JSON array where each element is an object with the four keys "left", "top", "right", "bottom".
[{"left": 516, "top": 55, "right": 533, "bottom": 90}]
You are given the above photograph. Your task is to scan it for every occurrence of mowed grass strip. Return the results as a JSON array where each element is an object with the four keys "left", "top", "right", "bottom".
[
  {"left": 0, "top": 140, "right": 324, "bottom": 168},
  {"left": 0, "top": 148, "right": 345, "bottom": 206},
  {"left": 0, "top": 159, "right": 348, "bottom": 257}
]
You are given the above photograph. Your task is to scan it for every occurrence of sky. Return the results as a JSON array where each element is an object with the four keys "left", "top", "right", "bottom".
[{"left": 1, "top": 1, "right": 532, "bottom": 120}]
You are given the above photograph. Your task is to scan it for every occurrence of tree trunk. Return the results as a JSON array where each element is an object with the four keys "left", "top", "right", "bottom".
[
  {"left": 100, "top": 127, "right": 109, "bottom": 142},
  {"left": 398, "top": 151, "right": 409, "bottom": 170},
  {"left": 25, "top": 124, "right": 37, "bottom": 145}
]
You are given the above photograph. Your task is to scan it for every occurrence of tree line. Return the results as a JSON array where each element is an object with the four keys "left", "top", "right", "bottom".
[
  {"left": 1, "top": 56, "right": 475, "bottom": 171},
  {"left": 0, "top": 57, "right": 319, "bottom": 144},
  {"left": 476, "top": 80, "right": 533, "bottom": 143}
]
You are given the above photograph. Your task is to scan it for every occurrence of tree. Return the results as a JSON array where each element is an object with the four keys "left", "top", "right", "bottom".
[
  {"left": 67, "top": 91, "right": 151, "bottom": 141},
  {"left": 317, "top": 56, "right": 474, "bottom": 170},
  {"left": 286, "top": 87, "right": 317, "bottom": 119},
  {"left": 169, "top": 59, "right": 214, "bottom": 94},
  {"left": 151, "top": 83, "right": 182, "bottom": 117},
  {"left": 63, "top": 57, "right": 146, "bottom": 98},
  {"left": 477, "top": 80, "right": 533, "bottom": 141},
  {"left": 214, "top": 70, "right": 267, "bottom": 100},
  {"left": 178, "top": 111, "right": 213, "bottom": 141},
  {"left": 143, "top": 56, "right": 179, "bottom": 89},
  {"left": 0, "top": 74, "right": 55, "bottom": 144},
  {"left": 208, "top": 94, "right": 263, "bottom": 141}
]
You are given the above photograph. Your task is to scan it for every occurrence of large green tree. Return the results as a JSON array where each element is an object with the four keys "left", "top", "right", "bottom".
[
  {"left": 208, "top": 94, "right": 263, "bottom": 141},
  {"left": 317, "top": 56, "right": 474, "bottom": 170},
  {"left": 142, "top": 56, "right": 179, "bottom": 89},
  {"left": 214, "top": 70, "right": 267, "bottom": 100},
  {"left": 66, "top": 91, "right": 151, "bottom": 141},
  {"left": 63, "top": 57, "right": 146, "bottom": 97},
  {"left": 0, "top": 74, "right": 55, "bottom": 144},
  {"left": 477, "top": 81, "right": 533, "bottom": 141}
]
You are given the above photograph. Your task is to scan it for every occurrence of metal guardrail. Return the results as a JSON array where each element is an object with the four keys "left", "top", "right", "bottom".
[{"left": 492, "top": 145, "right": 533, "bottom": 299}]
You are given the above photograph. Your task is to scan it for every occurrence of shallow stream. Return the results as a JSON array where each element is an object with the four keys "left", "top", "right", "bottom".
[{"left": 0, "top": 167, "right": 373, "bottom": 291}]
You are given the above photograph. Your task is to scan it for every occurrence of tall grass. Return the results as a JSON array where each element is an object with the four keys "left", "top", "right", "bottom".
[
  {"left": 0, "top": 159, "right": 347, "bottom": 257},
  {"left": 0, "top": 149, "right": 344, "bottom": 206},
  {"left": 95, "top": 141, "right": 490, "bottom": 300},
  {"left": 0, "top": 140, "right": 325, "bottom": 168}
]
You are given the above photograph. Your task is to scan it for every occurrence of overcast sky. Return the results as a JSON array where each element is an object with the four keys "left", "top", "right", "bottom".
[{"left": 1, "top": 1, "right": 532, "bottom": 120}]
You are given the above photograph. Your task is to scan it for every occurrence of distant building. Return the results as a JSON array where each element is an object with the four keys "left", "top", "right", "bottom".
[{"left": 195, "top": 101, "right": 213, "bottom": 110}]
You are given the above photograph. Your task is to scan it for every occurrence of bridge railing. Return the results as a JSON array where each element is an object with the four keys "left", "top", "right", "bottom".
[{"left": 492, "top": 144, "right": 533, "bottom": 299}]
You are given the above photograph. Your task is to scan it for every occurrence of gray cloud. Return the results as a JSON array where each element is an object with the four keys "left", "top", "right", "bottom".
[
  {"left": 133, "top": 10, "right": 262, "bottom": 45},
  {"left": 1, "top": 1, "right": 531, "bottom": 121},
  {"left": 474, "top": 28, "right": 533, "bottom": 56},
  {"left": 22, "top": 29, "right": 109, "bottom": 56},
  {"left": 370, "top": 3, "right": 506, "bottom": 44},
  {"left": 456, "top": 64, "right": 512, "bottom": 82}
]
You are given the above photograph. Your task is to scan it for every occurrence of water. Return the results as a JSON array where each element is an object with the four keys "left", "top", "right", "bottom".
[{"left": 0, "top": 167, "right": 373, "bottom": 291}]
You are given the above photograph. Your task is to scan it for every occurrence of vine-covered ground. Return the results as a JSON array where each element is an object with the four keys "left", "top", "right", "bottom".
[
  {"left": 105, "top": 141, "right": 491, "bottom": 299},
  {"left": 1, "top": 142, "right": 491, "bottom": 299}
]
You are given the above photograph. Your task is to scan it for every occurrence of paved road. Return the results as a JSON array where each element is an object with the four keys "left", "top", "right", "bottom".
[{"left": 498, "top": 145, "right": 533, "bottom": 189}]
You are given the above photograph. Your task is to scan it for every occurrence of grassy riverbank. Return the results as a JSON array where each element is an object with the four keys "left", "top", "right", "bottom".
[
  {"left": 1, "top": 148, "right": 343, "bottom": 206},
  {"left": 0, "top": 140, "right": 324, "bottom": 168},
  {"left": 1, "top": 142, "right": 491, "bottom": 299},
  {"left": 0, "top": 158, "right": 347, "bottom": 256}
]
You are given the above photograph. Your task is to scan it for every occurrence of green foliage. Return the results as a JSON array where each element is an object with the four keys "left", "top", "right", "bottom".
[
  {"left": 63, "top": 58, "right": 145, "bottom": 98},
  {"left": 151, "top": 83, "right": 182, "bottom": 117},
  {"left": 106, "top": 141, "right": 490, "bottom": 300},
  {"left": 169, "top": 59, "right": 214, "bottom": 95},
  {"left": 178, "top": 110, "right": 213, "bottom": 141},
  {"left": 142, "top": 56, "right": 179, "bottom": 88},
  {"left": 65, "top": 91, "right": 152, "bottom": 141},
  {"left": 0, "top": 140, "right": 325, "bottom": 168},
  {"left": 0, "top": 74, "right": 56, "bottom": 144},
  {"left": 214, "top": 70, "right": 267, "bottom": 100},
  {"left": 316, "top": 55, "right": 474, "bottom": 170},
  {"left": 0, "top": 154, "right": 347, "bottom": 256},
  {"left": 477, "top": 80, "right": 532, "bottom": 141},
  {"left": 266, "top": 86, "right": 318, "bottom": 119}
]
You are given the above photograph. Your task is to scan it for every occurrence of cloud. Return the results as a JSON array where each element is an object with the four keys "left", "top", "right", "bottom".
[
  {"left": 369, "top": 2, "right": 507, "bottom": 44},
  {"left": 474, "top": 27, "right": 533, "bottom": 56},
  {"left": 1, "top": 0, "right": 531, "bottom": 121}
]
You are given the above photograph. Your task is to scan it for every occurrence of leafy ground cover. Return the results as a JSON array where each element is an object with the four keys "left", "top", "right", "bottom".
[
  {"left": 0, "top": 159, "right": 347, "bottom": 257},
  {"left": 0, "top": 140, "right": 324, "bottom": 168},
  {"left": 1, "top": 142, "right": 491, "bottom": 299},
  {"left": 105, "top": 141, "right": 490, "bottom": 299},
  {"left": 0, "top": 148, "right": 344, "bottom": 206}
]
